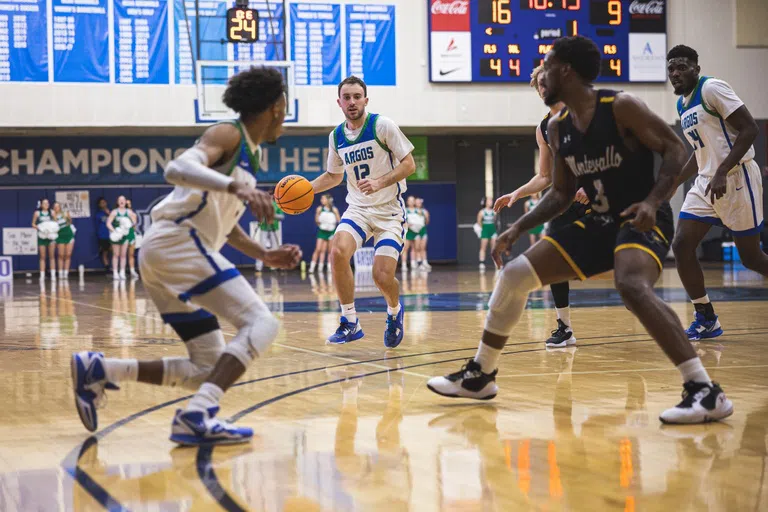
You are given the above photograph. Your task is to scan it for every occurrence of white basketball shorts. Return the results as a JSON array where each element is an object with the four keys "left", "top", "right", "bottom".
[
  {"left": 680, "top": 160, "right": 764, "bottom": 236},
  {"left": 139, "top": 220, "right": 270, "bottom": 325},
  {"left": 335, "top": 197, "right": 407, "bottom": 260}
]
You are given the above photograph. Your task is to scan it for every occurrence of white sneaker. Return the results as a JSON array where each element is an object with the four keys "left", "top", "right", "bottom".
[
  {"left": 130, "top": 269, "right": 139, "bottom": 279},
  {"left": 427, "top": 359, "right": 498, "bottom": 400},
  {"left": 40, "top": 272, "right": 45, "bottom": 280},
  {"left": 479, "top": 263, "right": 486, "bottom": 271},
  {"left": 659, "top": 381, "right": 733, "bottom": 424},
  {"left": 113, "top": 271, "right": 119, "bottom": 280},
  {"left": 50, "top": 270, "right": 57, "bottom": 280},
  {"left": 119, "top": 271, "right": 126, "bottom": 280},
  {"left": 422, "top": 262, "right": 432, "bottom": 270}
]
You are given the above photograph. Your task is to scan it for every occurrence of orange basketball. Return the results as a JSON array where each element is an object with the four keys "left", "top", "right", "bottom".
[{"left": 274, "top": 175, "right": 314, "bottom": 215}]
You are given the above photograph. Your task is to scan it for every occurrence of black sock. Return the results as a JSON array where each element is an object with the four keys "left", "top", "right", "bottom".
[
  {"left": 550, "top": 281, "right": 570, "bottom": 309},
  {"left": 694, "top": 302, "right": 716, "bottom": 320}
]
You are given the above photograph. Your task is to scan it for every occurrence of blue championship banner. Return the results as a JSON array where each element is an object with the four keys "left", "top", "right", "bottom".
[
  {"left": 0, "top": 0, "right": 48, "bottom": 82},
  {"left": 114, "top": 0, "right": 169, "bottom": 84},
  {"left": 290, "top": 3, "right": 341, "bottom": 86},
  {"left": 0, "top": 135, "right": 331, "bottom": 186},
  {"left": 52, "top": 0, "right": 109, "bottom": 82}
]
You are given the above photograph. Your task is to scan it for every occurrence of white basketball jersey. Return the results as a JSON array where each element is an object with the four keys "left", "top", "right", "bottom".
[
  {"left": 677, "top": 77, "right": 755, "bottom": 178},
  {"left": 150, "top": 121, "right": 260, "bottom": 251},
  {"left": 330, "top": 113, "right": 407, "bottom": 207}
]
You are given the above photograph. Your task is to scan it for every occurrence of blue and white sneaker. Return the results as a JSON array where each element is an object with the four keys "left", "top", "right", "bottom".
[
  {"left": 170, "top": 407, "right": 253, "bottom": 446},
  {"left": 685, "top": 312, "right": 723, "bottom": 341},
  {"left": 384, "top": 303, "right": 405, "bottom": 348},
  {"left": 70, "top": 351, "right": 119, "bottom": 432},
  {"left": 326, "top": 316, "right": 365, "bottom": 345}
]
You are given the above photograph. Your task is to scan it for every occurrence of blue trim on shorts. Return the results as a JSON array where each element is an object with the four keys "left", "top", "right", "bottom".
[
  {"left": 718, "top": 117, "right": 759, "bottom": 229},
  {"left": 175, "top": 192, "right": 208, "bottom": 225},
  {"left": 189, "top": 229, "right": 220, "bottom": 272},
  {"left": 178, "top": 268, "right": 241, "bottom": 302},
  {"left": 375, "top": 238, "right": 403, "bottom": 253},
  {"left": 339, "top": 218, "right": 367, "bottom": 241},
  {"left": 161, "top": 309, "right": 214, "bottom": 324},
  {"left": 679, "top": 212, "right": 723, "bottom": 226},
  {"left": 396, "top": 184, "right": 406, "bottom": 238},
  {"left": 732, "top": 220, "right": 765, "bottom": 237}
]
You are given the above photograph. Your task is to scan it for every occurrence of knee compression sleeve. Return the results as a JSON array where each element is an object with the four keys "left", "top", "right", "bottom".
[
  {"left": 223, "top": 300, "right": 280, "bottom": 368},
  {"left": 163, "top": 317, "right": 225, "bottom": 390},
  {"left": 485, "top": 255, "right": 543, "bottom": 337}
]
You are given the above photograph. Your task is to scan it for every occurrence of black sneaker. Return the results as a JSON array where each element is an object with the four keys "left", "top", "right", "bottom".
[
  {"left": 545, "top": 319, "right": 576, "bottom": 348},
  {"left": 659, "top": 381, "right": 734, "bottom": 424},
  {"left": 426, "top": 359, "right": 498, "bottom": 400}
]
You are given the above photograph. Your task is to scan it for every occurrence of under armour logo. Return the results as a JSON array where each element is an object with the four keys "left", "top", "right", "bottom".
[{"left": 563, "top": 135, "right": 571, "bottom": 144}]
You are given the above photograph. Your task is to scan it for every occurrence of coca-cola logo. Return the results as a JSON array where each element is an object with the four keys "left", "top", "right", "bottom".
[
  {"left": 430, "top": 0, "right": 470, "bottom": 31},
  {"left": 629, "top": 0, "right": 665, "bottom": 15},
  {"left": 431, "top": 0, "right": 469, "bottom": 16}
]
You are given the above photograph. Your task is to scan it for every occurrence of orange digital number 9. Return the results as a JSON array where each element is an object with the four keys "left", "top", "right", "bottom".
[{"left": 608, "top": 0, "right": 621, "bottom": 25}]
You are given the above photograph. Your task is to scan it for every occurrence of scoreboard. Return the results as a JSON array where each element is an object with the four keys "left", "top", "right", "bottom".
[{"left": 428, "top": 0, "right": 667, "bottom": 83}]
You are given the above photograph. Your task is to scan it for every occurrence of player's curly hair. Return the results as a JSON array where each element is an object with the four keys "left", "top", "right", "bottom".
[
  {"left": 552, "top": 35, "right": 601, "bottom": 83},
  {"left": 222, "top": 66, "right": 285, "bottom": 120},
  {"left": 666, "top": 45, "right": 698, "bottom": 63}
]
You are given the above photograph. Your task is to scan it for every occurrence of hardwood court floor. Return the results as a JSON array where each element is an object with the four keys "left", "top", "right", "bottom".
[{"left": 0, "top": 265, "right": 767, "bottom": 511}]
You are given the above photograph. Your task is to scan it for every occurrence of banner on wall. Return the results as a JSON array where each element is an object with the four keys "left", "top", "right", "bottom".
[
  {"left": 345, "top": 4, "right": 396, "bottom": 85},
  {"left": 290, "top": 3, "right": 342, "bottom": 86},
  {"left": 2, "top": 228, "right": 37, "bottom": 255},
  {"left": 55, "top": 190, "right": 91, "bottom": 218},
  {"left": 408, "top": 136, "right": 429, "bottom": 181},
  {"left": 0, "top": 135, "right": 336, "bottom": 186},
  {"left": 0, "top": 0, "right": 48, "bottom": 82}
]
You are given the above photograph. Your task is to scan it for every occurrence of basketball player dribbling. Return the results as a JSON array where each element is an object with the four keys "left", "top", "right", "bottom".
[
  {"left": 428, "top": 36, "right": 733, "bottom": 425},
  {"left": 666, "top": 44, "right": 767, "bottom": 340},
  {"left": 311, "top": 76, "right": 416, "bottom": 348},
  {"left": 71, "top": 67, "right": 303, "bottom": 445}
]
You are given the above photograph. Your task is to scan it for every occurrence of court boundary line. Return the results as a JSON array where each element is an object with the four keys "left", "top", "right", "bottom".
[{"left": 58, "top": 328, "right": 768, "bottom": 511}]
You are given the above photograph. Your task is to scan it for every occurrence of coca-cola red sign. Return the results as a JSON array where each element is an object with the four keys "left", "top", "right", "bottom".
[
  {"left": 430, "top": 0, "right": 470, "bottom": 32},
  {"left": 629, "top": 0, "right": 666, "bottom": 32}
]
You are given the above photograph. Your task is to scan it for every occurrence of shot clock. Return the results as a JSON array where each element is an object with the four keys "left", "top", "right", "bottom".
[
  {"left": 227, "top": 0, "right": 260, "bottom": 43},
  {"left": 428, "top": 0, "right": 667, "bottom": 83}
]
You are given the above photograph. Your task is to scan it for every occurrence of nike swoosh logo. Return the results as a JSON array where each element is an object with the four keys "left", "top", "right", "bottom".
[
  {"left": 736, "top": 187, "right": 743, "bottom": 191},
  {"left": 439, "top": 68, "right": 461, "bottom": 76}
]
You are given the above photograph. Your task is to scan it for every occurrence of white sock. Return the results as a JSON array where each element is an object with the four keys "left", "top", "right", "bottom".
[
  {"left": 341, "top": 303, "right": 357, "bottom": 324},
  {"left": 187, "top": 382, "right": 224, "bottom": 412},
  {"left": 677, "top": 357, "right": 712, "bottom": 385},
  {"left": 103, "top": 358, "right": 138, "bottom": 383},
  {"left": 309, "top": 261, "right": 316, "bottom": 271},
  {"left": 691, "top": 295, "right": 710, "bottom": 305},
  {"left": 473, "top": 343, "right": 502, "bottom": 374},
  {"left": 556, "top": 307, "right": 571, "bottom": 327},
  {"left": 387, "top": 304, "right": 401, "bottom": 317}
]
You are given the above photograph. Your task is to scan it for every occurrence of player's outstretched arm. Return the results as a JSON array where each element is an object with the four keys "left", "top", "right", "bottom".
[
  {"left": 514, "top": 118, "right": 576, "bottom": 233},
  {"left": 164, "top": 123, "right": 241, "bottom": 192},
  {"left": 494, "top": 125, "right": 554, "bottom": 212},
  {"left": 310, "top": 172, "right": 344, "bottom": 194},
  {"left": 227, "top": 224, "right": 302, "bottom": 269},
  {"left": 613, "top": 93, "right": 687, "bottom": 230}
]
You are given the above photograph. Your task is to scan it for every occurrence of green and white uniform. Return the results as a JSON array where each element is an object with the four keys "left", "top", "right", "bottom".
[
  {"left": 126, "top": 209, "right": 136, "bottom": 245},
  {"left": 406, "top": 207, "right": 425, "bottom": 241},
  {"left": 36, "top": 210, "right": 52, "bottom": 246},
  {"left": 417, "top": 208, "right": 428, "bottom": 239},
  {"left": 112, "top": 210, "right": 131, "bottom": 245},
  {"left": 317, "top": 206, "right": 337, "bottom": 241},
  {"left": 55, "top": 213, "right": 75, "bottom": 244},
  {"left": 480, "top": 208, "right": 497, "bottom": 239},
  {"left": 526, "top": 199, "right": 545, "bottom": 235}
]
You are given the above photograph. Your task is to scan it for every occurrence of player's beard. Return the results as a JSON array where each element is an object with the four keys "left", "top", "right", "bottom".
[{"left": 346, "top": 108, "right": 365, "bottom": 122}]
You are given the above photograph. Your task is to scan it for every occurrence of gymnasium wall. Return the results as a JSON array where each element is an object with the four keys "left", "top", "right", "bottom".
[
  {"left": 2, "top": 0, "right": 767, "bottom": 129},
  {"left": 0, "top": 181, "right": 457, "bottom": 272}
]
